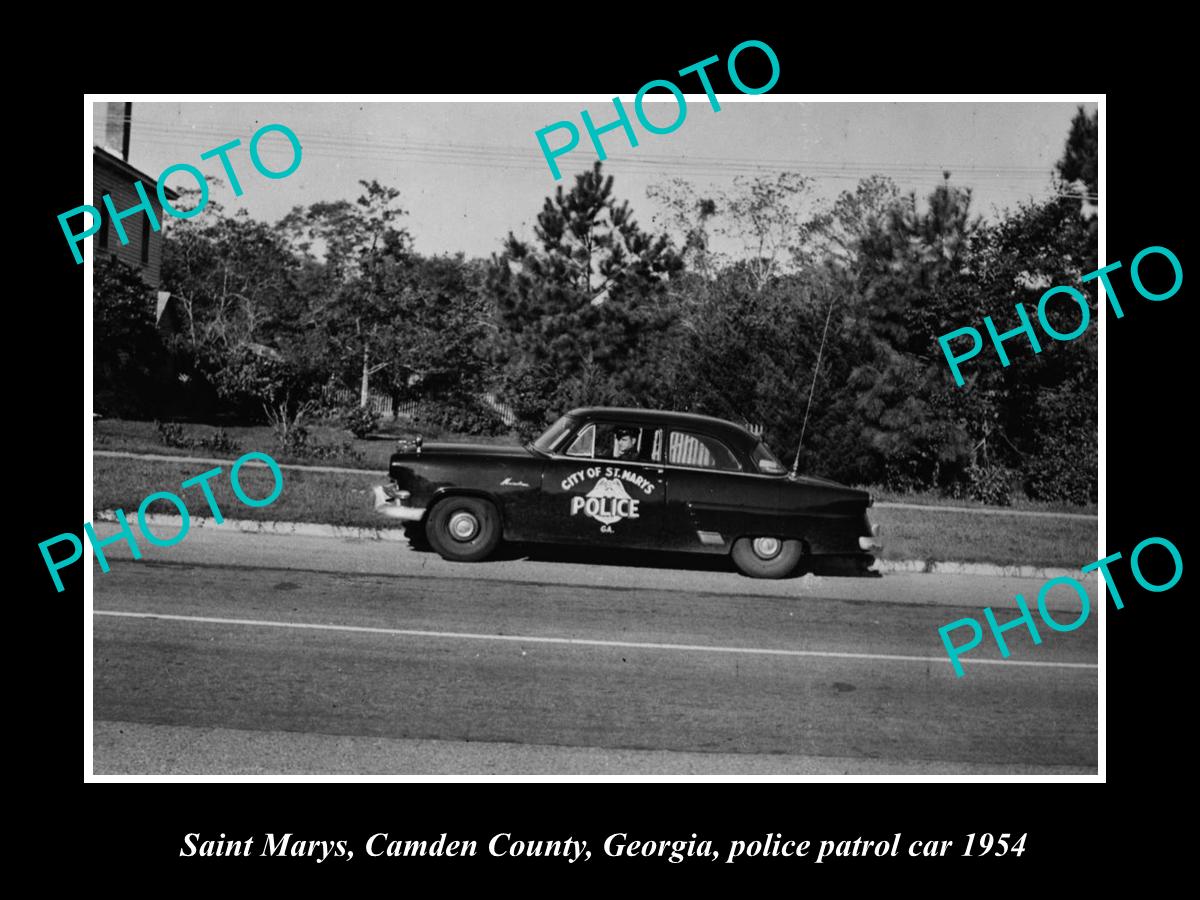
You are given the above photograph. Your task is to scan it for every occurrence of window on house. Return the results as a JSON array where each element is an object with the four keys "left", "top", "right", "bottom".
[{"left": 96, "top": 202, "right": 108, "bottom": 250}]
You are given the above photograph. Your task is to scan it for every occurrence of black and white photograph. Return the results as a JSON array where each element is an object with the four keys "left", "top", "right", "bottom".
[{"left": 81, "top": 94, "right": 1101, "bottom": 778}]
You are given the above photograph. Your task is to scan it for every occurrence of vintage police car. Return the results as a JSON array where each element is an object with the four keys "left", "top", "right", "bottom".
[{"left": 373, "top": 407, "right": 880, "bottom": 578}]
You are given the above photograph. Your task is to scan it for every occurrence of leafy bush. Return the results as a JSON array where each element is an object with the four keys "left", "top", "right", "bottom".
[
  {"left": 194, "top": 428, "right": 239, "bottom": 453},
  {"left": 95, "top": 256, "right": 171, "bottom": 418},
  {"left": 272, "top": 424, "right": 363, "bottom": 464},
  {"left": 1023, "top": 433, "right": 1097, "bottom": 505},
  {"left": 155, "top": 420, "right": 189, "bottom": 448},
  {"left": 155, "top": 421, "right": 240, "bottom": 454},
  {"left": 340, "top": 404, "right": 380, "bottom": 438},
  {"left": 961, "top": 463, "right": 1015, "bottom": 507},
  {"left": 412, "top": 398, "right": 508, "bottom": 437},
  {"left": 274, "top": 423, "right": 311, "bottom": 456}
]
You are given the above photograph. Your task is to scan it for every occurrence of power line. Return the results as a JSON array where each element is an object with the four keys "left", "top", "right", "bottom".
[
  {"left": 126, "top": 120, "right": 1062, "bottom": 177},
  {"left": 127, "top": 134, "right": 1092, "bottom": 203}
]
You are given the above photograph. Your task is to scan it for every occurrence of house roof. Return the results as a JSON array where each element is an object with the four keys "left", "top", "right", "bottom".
[{"left": 93, "top": 145, "right": 179, "bottom": 200}]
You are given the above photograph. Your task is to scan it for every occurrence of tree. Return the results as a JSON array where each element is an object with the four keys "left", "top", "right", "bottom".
[
  {"left": 1055, "top": 106, "right": 1098, "bottom": 202},
  {"left": 491, "top": 162, "right": 683, "bottom": 430},
  {"left": 966, "top": 194, "right": 1097, "bottom": 503},
  {"left": 207, "top": 343, "right": 324, "bottom": 440},
  {"left": 649, "top": 172, "right": 814, "bottom": 291},
  {"left": 1055, "top": 105, "right": 1098, "bottom": 250},
  {"left": 162, "top": 201, "right": 298, "bottom": 363},
  {"left": 390, "top": 254, "right": 497, "bottom": 426},
  {"left": 162, "top": 196, "right": 315, "bottom": 427},
  {"left": 647, "top": 180, "right": 719, "bottom": 278},
  {"left": 94, "top": 255, "right": 170, "bottom": 417},
  {"left": 280, "top": 180, "right": 414, "bottom": 407}
]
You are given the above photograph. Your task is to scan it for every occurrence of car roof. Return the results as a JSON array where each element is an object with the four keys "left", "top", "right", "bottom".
[{"left": 565, "top": 407, "right": 760, "bottom": 449}]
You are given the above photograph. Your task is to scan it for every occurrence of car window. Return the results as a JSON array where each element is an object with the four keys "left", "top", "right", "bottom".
[
  {"left": 668, "top": 431, "right": 742, "bottom": 471},
  {"left": 533, "top": 414, "right": 577, "bottom": 453},
  {"left": 752, "top": 441, "right": 787, "bottom": 474},
  {"left": 564, "top": 424, "right": 596, "bottom": 457},
  {"left": 563, "top": 423, "right": 662, "bottom": 462},
  {"left": 599, "top": 424, "right": 660, "bottom": 462}
]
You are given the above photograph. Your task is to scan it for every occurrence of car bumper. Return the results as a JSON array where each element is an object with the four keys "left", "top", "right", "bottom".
[
  {"left": 372, "top": 484, "right": 426, "bottom": 522},
  {"left": 858, "top": 520, "right": 883, "bottom": 551}
]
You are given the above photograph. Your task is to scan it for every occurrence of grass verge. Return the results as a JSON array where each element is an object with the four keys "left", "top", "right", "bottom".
[
  {"left": 862, "top": 485, "right": 1096, "bottom": 516},
  {"left": 93, "top": 457, "right": 1098, "bottom": 568},
  {"left": 93, "top": 418, "right": 520, "bottom": 472},
  {"left": 94, "top": 456, "right": 386, "bottom": 530},
  {"left": 871, "top": 505, "right": 1095, "bottom": 569}
]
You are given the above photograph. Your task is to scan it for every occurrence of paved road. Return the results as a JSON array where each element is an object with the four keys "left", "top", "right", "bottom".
[{"left": 90, "top": 528, "right": 1099, "bottom": 775}]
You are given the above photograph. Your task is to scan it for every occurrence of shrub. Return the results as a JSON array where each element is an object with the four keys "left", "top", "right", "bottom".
[
  {"left": 155, "top": 420, "right": 189, "bottom": 448},
  {"left": 272, "top": 423, "right": 363, "bottom": 464},
  {"left": 96, "top": 256, "right": 170, "bottom": 418},
  {"left": 274, "top": 423, "right": 311, "bottom": 456},
  {"left": 412, "top": 398, "right": 508, "bottom": 437},
  {"left": 340, "top": 404, "right": 380, "bottom": 439},
  {"left": 1023, "top": 433, "right": 1097, "bottom": 506},
  {"left": 155, "top": 421, "right": 240, "bottom": 454},
  {"left": 961, "top": 463, "right": 1015, "bottom": 507},
  {"left": 194, "top": 428, "right": 239, "bottom": 454}
]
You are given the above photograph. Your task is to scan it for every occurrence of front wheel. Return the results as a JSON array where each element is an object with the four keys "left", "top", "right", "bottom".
[
  {"left": 426, "top": 496, "right": 501, "bottom": 562},
  {"left": 730, "top": 535, "right": 805, "bottom": 579}
]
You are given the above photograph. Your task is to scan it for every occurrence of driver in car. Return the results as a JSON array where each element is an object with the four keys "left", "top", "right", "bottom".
[{"left": 614, "top": 427, "right": 639, "bottom": 460}]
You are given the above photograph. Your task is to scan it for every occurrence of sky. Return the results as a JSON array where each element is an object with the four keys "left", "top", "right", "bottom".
[{"left": 91, "top": 98, "right": 1095, "bottom": 261}]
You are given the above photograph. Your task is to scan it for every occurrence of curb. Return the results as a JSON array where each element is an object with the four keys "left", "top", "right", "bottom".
[
  {"left": 93, "top": 450, "right": 381, "bottom": 477},
  {"left": 872, "top": 559, "right": 1077, "bottom": 580},
  {"left": 95, "top": 510, "right": 410, "bottom": 542},
  {"left": 94, "top": 511, "right": 1079, "bottom": 579}
]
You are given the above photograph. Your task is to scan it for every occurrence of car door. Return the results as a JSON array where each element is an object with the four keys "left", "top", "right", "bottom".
[
  {"left": 660, "top": 429, "right": 752, "bottom": 552},
  {"left": 537, "top": 421, "right": 666, "bottom": 548}
]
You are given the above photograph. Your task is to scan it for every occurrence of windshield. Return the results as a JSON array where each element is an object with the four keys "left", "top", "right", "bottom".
[
  {"left": 752, "top": 441, "right": 787, "bottom": 475},
  {"left": 532, "top": 415, "right": 576, "bottom": 453}
]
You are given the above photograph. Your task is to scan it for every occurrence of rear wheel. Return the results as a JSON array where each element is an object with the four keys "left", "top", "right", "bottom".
[
  {"left": 730, "top": 535, "right": 805, "bottom": 579},
  {"left": 426, "top": 496, "right": 501, "bottom": 562}
]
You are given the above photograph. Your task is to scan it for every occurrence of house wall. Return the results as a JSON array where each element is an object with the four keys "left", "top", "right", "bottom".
[{"left": 94, "top": 157, "right": 168, "bottom": 288}]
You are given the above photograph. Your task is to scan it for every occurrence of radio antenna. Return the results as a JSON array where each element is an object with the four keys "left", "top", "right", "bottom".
[{"left": 791, "top": 289, "right": 837, "bottom": 478}]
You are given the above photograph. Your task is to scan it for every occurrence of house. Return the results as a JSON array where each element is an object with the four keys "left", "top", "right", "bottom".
[{"left": 92, "top": 102, "right": 177, "bottom": 290}]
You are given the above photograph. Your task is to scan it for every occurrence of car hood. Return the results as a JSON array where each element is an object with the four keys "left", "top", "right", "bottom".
[
  {"left": 790, "top": 473, "right": 850, "bottom": 489},
  {"left": 786, "top": 473, "right": 871, "bottom": 505}
]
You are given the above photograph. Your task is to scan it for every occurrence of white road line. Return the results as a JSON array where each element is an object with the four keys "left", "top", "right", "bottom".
[{"left": 93, "top": 610, "right": 1098, "bottom": 672}]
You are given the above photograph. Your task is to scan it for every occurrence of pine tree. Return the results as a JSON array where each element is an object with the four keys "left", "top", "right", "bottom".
[{"left": 491, "top": 162, "right": 683, "bottom": 429}]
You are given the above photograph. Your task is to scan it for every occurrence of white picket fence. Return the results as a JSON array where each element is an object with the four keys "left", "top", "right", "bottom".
[
  {"left": 324, "top": 388, "right": 516, "bottom": 425},
  {"left": 326, "top": 388, "right": 393, "bottom": 417}
]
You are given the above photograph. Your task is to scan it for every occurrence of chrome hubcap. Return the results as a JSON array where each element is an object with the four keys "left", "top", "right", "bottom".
[
  {"left": 448, "top": 511, "right": 480, "bottom": 541},
  {"left": 752, "top": 537, "right": 782, "bottom": 560}
]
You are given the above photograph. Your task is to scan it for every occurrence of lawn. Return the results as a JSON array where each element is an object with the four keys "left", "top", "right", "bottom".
[
  {"left": 863, "top": 485, "right": 1096, "bottom": 516},
  {"left": 871, "top": 505, "right": 1096, "bottom": 569},
  {"left": 93, "top": 417, "right": 522, "bottom": 472},
  {"left": 91, "top": 454, "right": 1098, "bottom": 569},
  {"left": 94, "top": 456, "right": 386, "bottom": 530}
]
